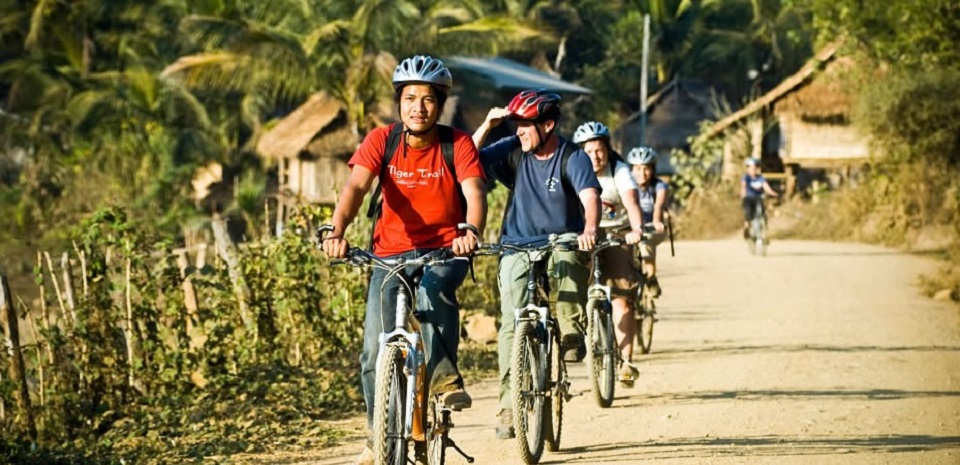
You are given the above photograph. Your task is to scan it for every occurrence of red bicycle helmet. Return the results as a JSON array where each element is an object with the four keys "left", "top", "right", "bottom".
[{"left": 507, "top": 89, "right": 562, "bottom": 122}]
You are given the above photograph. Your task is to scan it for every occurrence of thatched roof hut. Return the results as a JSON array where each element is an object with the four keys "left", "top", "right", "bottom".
[
  {"left": 695, "top": 40, "right": 869, "bottom": 195},
  {"left": 699, "top": 41, "right": 844, "bottom": 140},
  {"left": 256, "top": 91, "right": 357, "bottom": 161},
  {"left": 613, "top": 78, "right": 718, "bottom": 174},
  {"left": 255, "top": 91, "right": 361, "bottom": 206},
  {"left": 775, "top": 56, "right": 855, "bottom": 122}
]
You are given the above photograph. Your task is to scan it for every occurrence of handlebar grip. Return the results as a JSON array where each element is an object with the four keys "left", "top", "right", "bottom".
[{"left": 317, "top": 224, "right": 336, "bottom": 242}]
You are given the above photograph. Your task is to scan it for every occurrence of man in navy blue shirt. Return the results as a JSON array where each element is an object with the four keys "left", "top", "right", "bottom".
[{"left": 472, "top": 89, "right": 601, "bottom": 440}]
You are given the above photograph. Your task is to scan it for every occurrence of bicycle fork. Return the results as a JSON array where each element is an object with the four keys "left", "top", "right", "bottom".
[{"left": 376, "top": 287, "right": 422, "bottom": 441}]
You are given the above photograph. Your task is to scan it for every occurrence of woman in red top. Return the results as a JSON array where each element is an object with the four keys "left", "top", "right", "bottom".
[{"left": 320, "top": 55, "right": 487, "bottom": 465}]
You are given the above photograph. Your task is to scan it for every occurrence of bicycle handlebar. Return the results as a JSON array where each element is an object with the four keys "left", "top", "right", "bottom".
[
  {"left": 591, "top": 224, "right": 659, "bottom": 254},
  {"left": 317, "top": 224, "right": 474, "bottom": 270},
  {"left": 473, "top": 235, "right": 580, "bottom": 257}
]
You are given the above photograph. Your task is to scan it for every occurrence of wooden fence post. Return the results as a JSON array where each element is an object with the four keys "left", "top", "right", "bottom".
[
  {"left": 60, "top": 252, "right": 76, "bottom": 314},
  {"left": 124, "top": 258, "right": 136, "bottom": 391},
  {"left": 175, "top": 250, "right": 201, "bottom": 350},
  {"left": 211, "top": 219, "right": 255, "bottom": 340},
  {"left": 1, "top": 275, "right": 38, "bottom": 440}
]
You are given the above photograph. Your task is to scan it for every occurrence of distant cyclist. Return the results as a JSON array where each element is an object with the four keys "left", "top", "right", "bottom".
[
  {"left": 741, "top": 157, "right": 778, "bottom": 239},
  {"left": 572, "top": 121, "right": 645, "bottom": 384},
  {"left": 626, "top": 146, "right": 668, "bottom": 297}
]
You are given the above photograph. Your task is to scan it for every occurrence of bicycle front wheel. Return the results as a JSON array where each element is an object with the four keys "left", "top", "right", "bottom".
[
  {"left": 511, "top": 320, "right": 545, "bottom": 464},
  {"left": 373, "top": 343, "right": 409, "bottom": 465},
  {"left": 545, "top": 331, "right": 564, "bottom": 452},
  {"left": 587, "top": 299, "right": 616, "bottom": 408}
]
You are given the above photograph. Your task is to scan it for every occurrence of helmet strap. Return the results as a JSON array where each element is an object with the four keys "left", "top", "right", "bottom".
[{"left": 532, "top": 120, "right": 556, "bottom": 154}]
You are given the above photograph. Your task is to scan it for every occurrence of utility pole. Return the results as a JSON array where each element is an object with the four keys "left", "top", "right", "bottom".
[{"left": 639, "top": 13, "right": 651, "bottom": 147}]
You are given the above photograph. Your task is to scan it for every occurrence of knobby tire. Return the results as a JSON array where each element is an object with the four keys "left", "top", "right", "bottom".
[
  {"left": 545, "top": 331, "right": 564, "bottom": 451},
  {"left": 511, "top": 320, "right": 545, "bottom": 464},
  {"left": 373, "top": 343, "right": 408, "bottom": 465},
  {"left": 587, "top": 299, "right": 616, "bottom": 408},
  {"left": 426, "top": 398, "right": 445, "bottom": 465}
]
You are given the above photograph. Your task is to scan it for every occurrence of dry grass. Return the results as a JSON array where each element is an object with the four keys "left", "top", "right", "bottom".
[
  {"left": 776, "top": 164, "right": 960, "bottom": 300},
  {"left": 672, "top": 182, "right": 745, "bottom": 240}
]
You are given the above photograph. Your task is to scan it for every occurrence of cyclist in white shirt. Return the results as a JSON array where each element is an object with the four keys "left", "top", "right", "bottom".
[{"left": 573, "top": 121, "right": 646, "bottom": 383}]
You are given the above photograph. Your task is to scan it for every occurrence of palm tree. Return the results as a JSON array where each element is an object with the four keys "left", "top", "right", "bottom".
[
  {"left": 160, "top": 0, "right": 541, "bottom": 135},
  {"left": 1, "top": 0, "right": 221, "bottom": 230}
]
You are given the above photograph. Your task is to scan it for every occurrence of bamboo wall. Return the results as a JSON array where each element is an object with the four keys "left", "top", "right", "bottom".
[{"left": 779, "top": 114, "right": 868, "bottom": 162}]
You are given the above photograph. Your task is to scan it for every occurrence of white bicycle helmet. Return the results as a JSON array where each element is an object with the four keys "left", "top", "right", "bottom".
[
  {"left": 744, "top": 157, "right": 759, "bottom": 166},
  {"left": 392, "top": 55, "right": 453, "bottom": 92},
  {"left": 572, "top": 121, "right": 611, "bottom": 145},
  {"left": 626, "top": 146, "right": 658, "bottom": 166}
]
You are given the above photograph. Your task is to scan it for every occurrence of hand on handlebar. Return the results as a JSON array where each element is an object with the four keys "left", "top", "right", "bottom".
[
  {"left": 317, "top": 225, "right": 349, "bottom": 259},
  {"left": 321, "top": 236, "right": 349, "bottom": 259},
  {"left": 651, "top": 221, "right": 665, "bottom": 234},
  {"left": 577, "top": 229, "right": 598, "bottom": 251},
  {"left": 451, "top": 230, "right": 478, "bottom": 256},
  {"left": 625, "top": 230, "right": 643, "bottom": 245}
]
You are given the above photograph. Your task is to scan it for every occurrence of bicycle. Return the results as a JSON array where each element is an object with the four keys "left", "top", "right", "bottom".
[
  {"left": 318, "top": 225, "right": 476, "bottom": 465},
  {"left": 634, "top": 225, "right": 660, "bottom": 355},
  {"left": 747, "top": 199, "right": 768, "bottom": 256},
  {"left": 585, "top": 237, "right": 624, "bottom": 408},
  {"left": 477, "top": 236, "right": 577, "bottom": 464}
]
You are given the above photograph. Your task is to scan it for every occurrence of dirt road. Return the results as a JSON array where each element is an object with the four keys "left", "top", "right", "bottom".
[{"left": 268, "top": 238, "right": 960, "bottom": 464}]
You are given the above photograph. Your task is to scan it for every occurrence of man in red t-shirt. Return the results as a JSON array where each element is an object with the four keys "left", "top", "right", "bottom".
[{"left": 321, "top": 55, "right": 486, "bottom": 464}]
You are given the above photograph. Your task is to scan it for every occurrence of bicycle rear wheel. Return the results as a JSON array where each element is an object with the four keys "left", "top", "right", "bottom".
[
  {"left": 511, "top": 320, "right": 545, "bottom": 464},
  {"left": 545, "top": 331, "right": 564, "bottom": 452},
  {"left": 587, "top": 299, "right": 616, "bottom": 408},
  {"left": 757, "top": 218, "right": 768, "bottom": 256},
  {"left": 426, "top": 398, "right": 446, "bottom": 465},
  {"left": 373, "top": 343, "right": 409, "bottom": 465},
  {"left": 637, "top": 296, "right": 655, "bottom": 355}
]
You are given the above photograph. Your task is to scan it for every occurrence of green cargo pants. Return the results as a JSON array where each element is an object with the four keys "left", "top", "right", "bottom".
[{"left": 496, "top": 234, "right": 589, "bottom": 410}]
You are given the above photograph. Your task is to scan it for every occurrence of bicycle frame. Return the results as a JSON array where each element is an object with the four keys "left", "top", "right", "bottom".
[
  {"left": 478, "top": 236, "right": 578, "bottom": 463},
  {"left": 317, "top": 223, "right": 478, "bottom": 465},
  {"left": 486, "top": 239, "right": 577, "bottom": 352}
]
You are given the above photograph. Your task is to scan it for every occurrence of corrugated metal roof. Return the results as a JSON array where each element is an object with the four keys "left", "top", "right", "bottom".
[{"left": 446, "top": 56, "right": 592, "bottom": 95}]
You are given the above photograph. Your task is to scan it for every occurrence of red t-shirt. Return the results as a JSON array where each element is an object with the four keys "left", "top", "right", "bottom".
[{"left": 349, "top": 125, "right": 484, "bottom": 255}]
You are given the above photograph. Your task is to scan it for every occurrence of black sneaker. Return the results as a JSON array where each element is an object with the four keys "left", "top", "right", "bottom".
[
  {"left": 561, "top": 333, "right": 586, "bottom": 362},
  {"left": 495, "top": 409, "right": 515, "bottom": 439},
  {"left": 647, "top": 275, "right": 662, "bottom": 298}
]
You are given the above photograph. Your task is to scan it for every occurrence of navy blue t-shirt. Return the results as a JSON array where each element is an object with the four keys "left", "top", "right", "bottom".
[
  {"left": 743, "top": 174, "right": 766, "bottom": 199},
  {"left": 480, "top": 135, "right": 601, "bottom": 245}
]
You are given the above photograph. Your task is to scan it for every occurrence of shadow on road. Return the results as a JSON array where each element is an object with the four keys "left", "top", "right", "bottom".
[
  {"left": 613, "top": 388, "right": 960, "bottom": 406},
  {"left": 545, "top": 434, "right": 960, "bottom": 463},
  {"left": 648, "top": 343, "right": 960, "bottom": 358}
]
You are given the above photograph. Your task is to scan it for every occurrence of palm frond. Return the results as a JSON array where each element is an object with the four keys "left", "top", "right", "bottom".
[
  {"left": 0, "top": 11, "right": 28, "bottom": 38},
  {"left": 164, "top": 83, "right": 212, "bottom": 130},
  {"left": 66, "top": 89, "right": 119, "bottom": 134},
  {"left": 25, "top": 0, "right": 54, "bottom": 51},
  {"left": 302, "top": 20, "right": 350, "bottom": 57},
  {"left": 181, "top": 15, "right": 251, "bottom": 50},
  {"left": 433, "top": 16, "right": 545, "bottom": 55}
]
